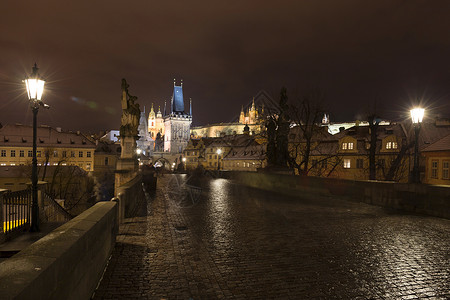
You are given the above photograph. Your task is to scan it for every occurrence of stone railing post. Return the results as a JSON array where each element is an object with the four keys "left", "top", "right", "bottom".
[{"left": 0, "top": 188, "right": 9, "bottom": 244}]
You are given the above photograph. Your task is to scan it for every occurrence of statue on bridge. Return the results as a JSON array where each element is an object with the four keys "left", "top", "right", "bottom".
[{"left": 120, "top": 78, "right": 140, "bottom": 139}]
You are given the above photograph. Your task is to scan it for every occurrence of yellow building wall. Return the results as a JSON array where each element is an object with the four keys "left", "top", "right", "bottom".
[
  {"left": 0, "top": 146, "right": 95, "bottom": 172},
  {"left": 423, "top": 151, "right": 450, "bottom": 185}
]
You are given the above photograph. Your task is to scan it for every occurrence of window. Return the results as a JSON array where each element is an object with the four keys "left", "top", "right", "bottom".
[
  {"left": 209, "top": 154, "right": 212, "bottom": 159},
  {"left": 53, "top": 151, "right": 58, "bottom": 157},
  {"left": 214, "top": 155, "right": 217, "bottom": 159},
  {"left": 431, "top": 160, "right": 438, "bottom": 179},
  {"left": 86, "top": 163, "right": 91, "bottom": 171},
  {"left": 356, "top": 159, "right": 364, "bottom": 169},
  {"left": 71, "top": 151, "right": 75, "bottom": 158},
  {"left": 321, "top": 159, "right": 327, "bottom": 168},
  {"left": 1, "top": 150, "right": 6, "bottom": 157},
  {"left": 10, "top": 150, "right": 15, "bottom": 157},
  {"left": 62, "top": 151, "right": 67, "bottom": 158},
  {"left": 342, "top": 143, "right": 347, "bottom": 150},
  {"left": 20, "top": 150, "right": 24, "bottom": 157},
  {"left": 28, "top": 150, "right": 33, "bottom": 157},
  {"left": 443, "top": 161, "right": 449, "bottom": 179},
  {"left": 105, "top": 157, "right": 109, "bottom": 165},
  {"left": 87, "top": 151, "right": 91, "bottom": 158},
  {"left": 386, "top": 141, "right": 398, "bottom": 150},
  {"left": 37, "top": 151, "right": 41, "bottom": 157},
  {"left": 79, "top": 151, "right": 83, "bottom": 158},
  {"left": 348, "top": 142, "right": 354, "bottom": 150},
  {"left": 343, "top": 159, "right": 351, "bottom": 169}
]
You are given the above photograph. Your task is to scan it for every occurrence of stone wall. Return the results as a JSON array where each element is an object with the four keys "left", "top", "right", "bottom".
[
  {"left": 0, "top": 201, "right": 118, "bottom": 300},
  {"left": 115, "top": 173, "right": 145, "bottom": 223},
  {"left": 227, "top": 172, "right": 450, "bottom": 219}
]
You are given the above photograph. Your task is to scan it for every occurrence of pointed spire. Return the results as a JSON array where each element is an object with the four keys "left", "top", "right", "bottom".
[
  {"left": 189, "top": 98, "right": 192, "bottom": 116},
  {"left": 252, "top": 97, "right": 255, "bottom": 110},
  {"left": 181, "top": 79, "right": 183, "bottom": 87},
  {"left": 163, "top": 100, "right": 167, "bottom": 116}
]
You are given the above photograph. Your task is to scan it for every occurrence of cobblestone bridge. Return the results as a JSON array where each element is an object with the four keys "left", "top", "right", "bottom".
[{"left": 94, "top": 174, "right": 450, "bottom": 299}]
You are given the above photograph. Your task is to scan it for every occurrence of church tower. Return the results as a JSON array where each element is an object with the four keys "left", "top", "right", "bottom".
[
  {"left": 163, "top": 79, "right": 192, "bottom": 153},
  {"left": 148, "top": 103, "right": 156, "bottom": 138}
]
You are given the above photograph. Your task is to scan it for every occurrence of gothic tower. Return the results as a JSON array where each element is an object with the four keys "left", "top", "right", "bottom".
[{"left": 163, "top": 79, "right": 192, "bottom": 153}]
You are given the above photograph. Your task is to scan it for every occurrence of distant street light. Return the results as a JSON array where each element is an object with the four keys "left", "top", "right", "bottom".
[
  {"left": 24, "top": 64, "right": 47, "bottom": 232},
  {"left": 182, "top": 157, "right": 186, "bottom": 171},
  {"left": 410, "top": 108, "right": 424, "bottom": 183},
  {"left": 216, "top": 148, "right": 222, "bottom": 171}
]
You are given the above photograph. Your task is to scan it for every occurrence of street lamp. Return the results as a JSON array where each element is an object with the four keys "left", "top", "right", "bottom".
[
  {"left": 216, "top": 148, "right": 222, "bottom": 171},
  {"left": 24, "top": 64, "right": 47, "bottom": 232},
  {"left": 410, "top": 108, "right": 424, "bottom": 183},
  {"left": 182, "top": 157, "right": 186, "bottom": 171}
]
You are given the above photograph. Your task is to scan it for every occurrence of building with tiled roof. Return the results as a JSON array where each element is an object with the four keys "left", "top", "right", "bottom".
[
  {"left": 0, "top": 124, "right": 96, "bottom": 172},
  {"left": 422, "top": 133, "right": 450, "bottom": 185}
]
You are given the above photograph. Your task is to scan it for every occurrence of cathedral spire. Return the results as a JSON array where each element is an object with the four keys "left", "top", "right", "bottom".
[
  {"left": 163, "top": 100, "right": 167, "bottom": 116},
  {"left": 189, "top": 98, "right": 192, "bottom": 116}
]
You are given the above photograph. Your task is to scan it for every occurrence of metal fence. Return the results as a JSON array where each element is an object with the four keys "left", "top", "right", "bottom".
[
  {"left": 2, "top": 189, "right": 31, "bottom": 236},
  {"left": 41, "top": 193, "right": 73, "bottom": 222}
]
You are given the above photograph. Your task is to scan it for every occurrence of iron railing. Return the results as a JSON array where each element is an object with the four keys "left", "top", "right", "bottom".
[
  {"left": 41, "top": 192, "right": 73, "bottom": 223},
  {"left": 2, "top": 189, "right": 31, "bottom": 236}
]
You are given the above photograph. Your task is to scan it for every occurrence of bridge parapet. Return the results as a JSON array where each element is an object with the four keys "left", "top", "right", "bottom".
[{"left": 0, "top": 201, "right": 118, "bottom": 300}]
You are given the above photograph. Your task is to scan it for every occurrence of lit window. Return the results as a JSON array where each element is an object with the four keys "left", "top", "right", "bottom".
[
  {"left": 20, "top": 150, "right": 24, "bottom": 157},
  {"left": 392, "top": 142, "right": 398, "bottom": 149},
  {"left": 386, "top": 142, "right": 392, "bottom": 149},
  {"left": 431, "top": 160, "right": 438, "bottom": 179},
  {"left": 343, "top": 159, "right": 351, "bottom": 168},
  {"left": 348, "top": 142, "right": 354, "bottom": 150},
  {"left": 1, "top": 150, "right": 6, "bottom": 157},
  {"left": 443, "top": 161, "right": 449, "bottom": 179},
  {"left": 342, "top": 143, "right": 347, "bottom": 150},
  {"left": 10, "top": 150, "right": 15, "bottom": 157}
]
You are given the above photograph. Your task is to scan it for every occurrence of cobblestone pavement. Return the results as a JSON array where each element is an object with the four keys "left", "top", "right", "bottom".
[{"left": 94, "top": 174, "right": 450, "bottom": 299}]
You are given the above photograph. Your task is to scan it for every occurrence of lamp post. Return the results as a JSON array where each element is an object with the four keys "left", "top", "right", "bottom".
[
  {"left": 216, "top": 148, "right": 222, "bottom": 171},
  {"left": 410, "top": 108, "right": 424, "bottom": 183},
  {"left": 24, "top": 64, "right": 46, "bottom": 232}
]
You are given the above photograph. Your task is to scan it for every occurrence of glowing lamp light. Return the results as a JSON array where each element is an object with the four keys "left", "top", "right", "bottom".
[
  {"left": 217, "top": 148, "right": 222, "bottom": 155},
  {"left": 410, "top": 108, "right": 425, "bottom": 124},
  {"left": 136, "top": 149, "right": 142, "bottom": 155},
  {"left": 24, "top": 63, "right": 45, "bottom": 101},
  {"left": 182, "top": 157, "right": 186, "bottom": 162}
]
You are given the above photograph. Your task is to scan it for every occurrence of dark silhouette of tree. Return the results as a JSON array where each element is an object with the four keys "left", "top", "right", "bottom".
[{"left": 289, "top": 88, "right": 327, "bottom": 175}]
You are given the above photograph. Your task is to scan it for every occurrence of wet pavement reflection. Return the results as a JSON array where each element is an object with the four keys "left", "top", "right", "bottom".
[{"left": 94, "top": 174, "right": 450, "bottom": 299}]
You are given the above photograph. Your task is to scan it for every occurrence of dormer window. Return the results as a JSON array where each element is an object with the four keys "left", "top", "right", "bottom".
[
  {"left": 39, "top": 138, "right": 44, "bottom": 143},
  {"left": 57, "top": 138, "right": 62, "bottom": 144},
  {"left": 386, "top": 141, "right": 398, "bottom": 149},
  {"left": 342, "top": 142, "right": 354, "bottom": 150},
  {"left": 70, "top": 139, "right": 75, "bottom": 144},
  {"left": 22, "top": 137, "right": 27, "bottom": 143},
  {"left": 3, "top": 136, "right": 8, "bottom": 142}
]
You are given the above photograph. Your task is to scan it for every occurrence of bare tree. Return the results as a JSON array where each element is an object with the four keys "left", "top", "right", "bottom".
[{"left": 288, "top": 88, "right": 327, "bottom": 175}]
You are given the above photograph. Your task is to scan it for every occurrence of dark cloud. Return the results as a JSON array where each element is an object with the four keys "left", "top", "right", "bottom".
[{"left": 1, "top": 0, "right": 449, "bottom": 132}]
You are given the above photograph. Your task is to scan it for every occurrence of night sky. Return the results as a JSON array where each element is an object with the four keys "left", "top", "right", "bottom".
[{"left": 1, "top": 1, "right": 449, "bottom": 133}]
